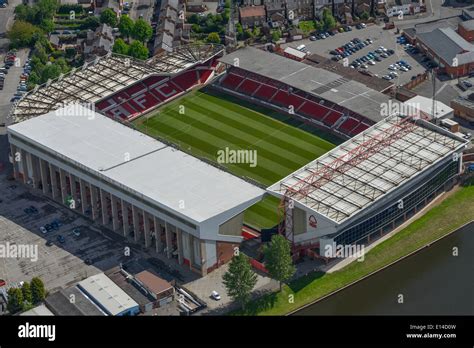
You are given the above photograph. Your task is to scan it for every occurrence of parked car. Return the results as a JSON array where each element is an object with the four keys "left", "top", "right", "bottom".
[
  {"left": 72, "top": 228, "right": 81, "bottom": 237},
  {"left": 382, "top": 75, "right": 393, "bottom": 80},
  {"left": 46, "top": 240, "right": 54, "bottom": 247},
  {"left": 309, "top": 36, "right": 317, "bottom": 41},
  {"left": 211, "top": 291, "right": 221, "bottom": 301},
  {"left": 57, "top": 235, "right": 66, "bottom": 243},
  {"left": 462, "top": 81, "right": 473, "bottom": 88},
  {"left": 40, "top": 226, "right": 47, "bottom": 234}
]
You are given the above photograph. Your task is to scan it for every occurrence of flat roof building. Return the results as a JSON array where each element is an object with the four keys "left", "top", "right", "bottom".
[
  {"left": 7, "top": 105, "right": 264, "bottom": 275},
  {"left": 77, "top": 273, "right": 140, "bottom": 316}
]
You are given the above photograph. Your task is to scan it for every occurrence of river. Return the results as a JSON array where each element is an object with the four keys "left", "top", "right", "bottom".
[{"left": 294, "top": 223, "right": 474, "bottom": 315}]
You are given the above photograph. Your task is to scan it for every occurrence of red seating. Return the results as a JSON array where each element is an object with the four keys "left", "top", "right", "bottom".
[
  {"left": 350, "top": 122, "right": 370, "bottom": 135},
  {"left": 173, "top": 70, "right": 200, "bottom": 91},
  {"left": 126, "top": 82, "right": 148, "bottom": 96},
  {"left": 323, "top": 111, "right": 343, "bottom": 126},
  {"left": 298, "top": 101, "right": 330, "bottom": 120},
  {"left": 222, "top": 73, "right": 244, "bottom": 89},
  {"left": 271, "top": 90, "right": 305, "bottom": 108},
  {"left": 199, "top": 69, "right": 213, "bottom": 83},
  {"left": 338, "top": 118, "right": 359, "bottom": 134},
  {"left": 254, "top": 84, "right": 277, "bottom": 100},
  {"left": 128, "top": 92, "right": 161, "bottom": 111},
  {"left": 238, "top": 79, "right": 260, "bottom": 95}
]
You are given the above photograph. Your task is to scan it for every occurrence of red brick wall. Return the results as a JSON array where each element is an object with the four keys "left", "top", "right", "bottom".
[
  {"left": 216, "top": 241, "right": 239, "bottom": 266},
  {"left": 459, "top": 25, "right": 474, "bottom": 42}
]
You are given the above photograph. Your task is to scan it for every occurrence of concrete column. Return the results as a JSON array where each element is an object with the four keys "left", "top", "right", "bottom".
[
  {"left": 143, "top": 212, "right": 151, "bottom": 248},
  {"left": 91, "top": 185, "right": 99, "bottom": 221},
  {"left": 59, "top": 169, "right": 67, "bottom": 204},
  {"left": 122, "top": 199, "right": 130, "bottom": 237},
  {"left": 10, "top": 144, "right": 19, "bottom": 179},
  {"left": 111, "top": 194, "right": 120, "bottom": 232},
  {"left": 188, "top": 233, "right": 195, "bottom": 269},
  {"left": 30, "top": 154, "right": 40, "bottom": 189},
  {"left": 176, "top": 228, "right": 183, "bottom": 265},
  {"left": 39, "top": 159, "right": 49, "bottom": 196},
  {"left": 79, "top": 179, "right": 87, "bottom": 214},
  {"left": 165, "top": 222, "right": 172, "bottom": 259},
  {"left": 200, "top": 241, "right": 207, "bottom": 276},
  {"left": 153, "top": 216, "right": 162, "bottom": 253},
  {"left": 20, "top": 149, "right": 28, "bottom": 184},
  {"left": 69, "top": 174, "right": 78, "bottom": 209},
  {"left": 132, "top": 205, "right": 140, "bottom": 242},
  {"left": 49, "top": 164, "right": 59, "bottom": 200},
  {"left": 100, "top": 189, "right": 109, "bottom": 226}
]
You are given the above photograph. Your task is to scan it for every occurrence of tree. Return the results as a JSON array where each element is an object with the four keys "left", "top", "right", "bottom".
[
  {"left": 82, "top": 16, "right": 100, "bottom": 30},
  {"left": 39, "top": 18, "right": 54, "bottom": 33},
  {"left": 100, "top": 8, "right": 118, "bottom": 27},
  {"left": 7, "top": 288, "right": 24, "bottom": 314},
  {"left": 271, "top": 30, "right": 281, "bottom": 42},
  {"left": 236, "top": 23, "right": 244, "bottom": 40},
  {"left": 360, "top": 11, "right": 370, "bottom": 20},
  {"left": 21, "top": 282, "right": 33, "bottom": 304},
  {"left": 322, "top": 8, "right": 336, "bottom": 30},
  {"left": 222, "top": 253, "right": 258, "bottom": 310},
  {"left": 35, "top": 0, "right": 59, "bottom": 23},
  {"left": 128, "top": 40, "right": 149, "bottom": 60},
  {"left": 112, "top": 38, "right": 129, "bottom": 55},
  {"left": 30, "top": 277, "right": 46, "bottom": 304},
  {"left": 314, "top": 20, "right": 324, "bottom": 31},
  {"left": 206, "top": 32, "right": 220, "bottom": 44},
  {"left": 132, "top": 18, "right": 153, "bottom": 43},
  {"left": 118, "top": 15, "right": 134, "bottom": 41},
  {"left": 264, "top": 234, "right": 296, "bottom": 291},
  {"left": 7, "top": 20, "right": 42, "bottom": 48}
]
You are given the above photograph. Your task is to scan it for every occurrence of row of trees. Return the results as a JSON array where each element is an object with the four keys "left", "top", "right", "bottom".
[
  {"left": 7, "top": 277, "right": 46, "bottom": 314},
  {"left": 223, "top": 234, "right": 295, "bottom": 310},
  {"left": 112, "top": 14, "right": 153, "bottom": 60},
  {"left": 14, "top": 0, "right": 58, "bottom": 33}
]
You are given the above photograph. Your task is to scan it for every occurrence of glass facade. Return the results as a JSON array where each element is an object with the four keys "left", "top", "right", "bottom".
[{"left": 334, "top": 160, "right": 459, "bottom": 246}]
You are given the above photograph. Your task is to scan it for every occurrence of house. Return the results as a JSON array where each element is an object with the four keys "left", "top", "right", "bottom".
[
  {"left": 417, "top": 27, "right": 474, "bottom": 78},
  {"left": 239, "top": 5, "right": 266, "bottom": 28},
  {"left": 265, "top": 0, "right": 286, "bottom": 25},
  {"left": 83, "top": 24, "right": 114, "bottom": 59},
  {"left": 286, "top": 0, "right": 314, "bottom": 21},
  {"left": 134, "top": 271, "right": 175, "bottom": 307},
  {"left": 154, "top": 0, "right": 185, "bottom": 54}
]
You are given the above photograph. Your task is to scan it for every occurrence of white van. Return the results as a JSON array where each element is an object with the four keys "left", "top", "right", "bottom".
[{"left": 296, "top": 44, "right": 306, "bottom": 52}]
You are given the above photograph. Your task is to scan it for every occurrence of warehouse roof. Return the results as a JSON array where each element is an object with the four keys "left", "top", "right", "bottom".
[
  {"left": 77, "top": 273, "right": 138, "bottom": 316},
  {"left": 219, "top": 47, "right": 392, "bottom": 122},
  {"left": 7, "top": 105, "right": 264, "bottom": 224},
  {"left": 267, "top": 116, "right": 466, "bottom": 224},
  {"left": 417, "top": 27, "right": 474, "bottom": 66}
]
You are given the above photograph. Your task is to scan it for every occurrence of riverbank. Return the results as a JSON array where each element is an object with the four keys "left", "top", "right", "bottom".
[{"left": 235, "top": 179, "right": 474, "bottom": 315}]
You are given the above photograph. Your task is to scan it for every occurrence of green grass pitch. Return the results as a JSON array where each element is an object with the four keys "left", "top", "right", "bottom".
[{"left": 133, "top": 90, "right": 337, "bottom": 229}]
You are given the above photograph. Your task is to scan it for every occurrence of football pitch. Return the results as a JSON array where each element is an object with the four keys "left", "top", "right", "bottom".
[{"left": 133, "top": 90, "right": 337, "bottom": 229}]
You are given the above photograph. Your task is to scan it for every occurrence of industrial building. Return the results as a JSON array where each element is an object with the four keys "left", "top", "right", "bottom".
[
  {"left": 77, "top": 273, "right": 140, "bottom": 316},
  {"left": 6, "top": 105, "right": 265, "bottom": 276},
  {"left": 267, "top": 115, "right": 467, "bottom": 253}
]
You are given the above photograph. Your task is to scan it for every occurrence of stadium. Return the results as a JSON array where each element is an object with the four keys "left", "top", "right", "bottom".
[{"left": 6, "top": 44, "right": 469, "bottom": 275}]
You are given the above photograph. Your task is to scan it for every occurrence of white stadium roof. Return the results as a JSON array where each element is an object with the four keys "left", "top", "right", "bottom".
[
  {"left": 8, "top": 105, "right": 264, "bottom": 224},
  {"left": 10, "top": 44, "right": 224, "bottom": 123},
  {"left": 267, "top": 116, "right": 466, "bottom": 224},
  {"left": 77, "top": 273, "right": 138, "bottom": 316}
]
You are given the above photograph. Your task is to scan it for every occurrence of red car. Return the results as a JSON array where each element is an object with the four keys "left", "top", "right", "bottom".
[{"left": 0, "top": 279, "right": 6, "bottom": 287}]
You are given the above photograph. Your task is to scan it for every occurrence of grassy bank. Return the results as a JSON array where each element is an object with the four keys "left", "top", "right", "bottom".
[{"left": 237, "top": 179, "right": 474, "bottom": 315}]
